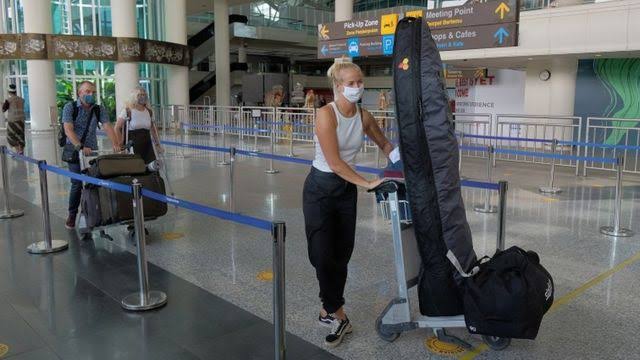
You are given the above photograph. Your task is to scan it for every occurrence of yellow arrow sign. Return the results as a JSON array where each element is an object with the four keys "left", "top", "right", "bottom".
[
  {"left": 495, "top": 2, "right": 510, "bottom": 20},
  {"left": 319, "top": 24, "right": 329, "bottom": 39}
]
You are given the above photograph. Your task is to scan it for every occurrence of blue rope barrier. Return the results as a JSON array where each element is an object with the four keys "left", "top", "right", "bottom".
[
  {"left": 558, "top": 140, "right": 640, "bottom": 151},
  {"left": 460, "top": 145, "right": 488, "bottom": 152},
  {"left": 141, "top": 189, "right": 272, "bottom": 232},
  {"left": 41, "top": 164, "right": 133, "bottom": 193},
  {"left": 494, "top": 148, "right": 618, "bottom": 164},
  {"left": 461, "top": 179, "right": 500, "bottom": 191},
  {"left": 160, "top": 140, "right": 228, "bottom": 153},
  {"left": 5, "top": 149, "right": 41, "bottom": 165},
  {"left": 459, "top": 133, "right": 553, "bottom": 143}
]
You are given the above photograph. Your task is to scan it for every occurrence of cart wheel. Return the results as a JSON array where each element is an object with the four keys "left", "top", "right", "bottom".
[
  {"left": 482, "top": 335, "right": 511, "bottom": 351},
  {"left": 375, "top": 317, "right": 400, "bottom": 342}
]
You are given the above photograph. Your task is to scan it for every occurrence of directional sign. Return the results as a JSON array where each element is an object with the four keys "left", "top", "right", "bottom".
[
  {"left": 318, "top": 36, "right": 388, "bottom": 59},
  {"left": 431, "top": 22, "right": 518, "bottom": 51},
  {"left": 423, "top": 0, "right": 518, "bottom": 30},
  {"left": 318, "top": 18, "right": 381, "bottom": 41}
]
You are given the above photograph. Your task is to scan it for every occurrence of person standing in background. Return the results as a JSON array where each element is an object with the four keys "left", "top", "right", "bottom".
[{"left": 2, "top": 84, "right": 26, "bottom": 155}]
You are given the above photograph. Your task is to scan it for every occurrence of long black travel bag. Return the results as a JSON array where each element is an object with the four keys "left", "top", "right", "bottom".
[
  {"left": 81, "top": 172, "right": 167, "bottom": 228},
  {"left": 463, "top": 246, "right": 554, "bottom": 339},
  {"left": 393, "top": 16, "right": 474, "bottom": 316},
  {"left": 87, "top": 153, "right": 146, "bottom": 178}
]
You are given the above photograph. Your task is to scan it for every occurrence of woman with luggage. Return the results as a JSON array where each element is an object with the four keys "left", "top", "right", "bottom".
[
  {"left": 115, "top": 86, "right": 163, "bottom": 166},
  {"left": 303, "top": 61, "right": 400, "bottom": 347}
]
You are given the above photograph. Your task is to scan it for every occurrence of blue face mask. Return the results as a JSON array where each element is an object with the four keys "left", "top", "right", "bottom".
[{"left": 82, "top": 94, "right": 96, "bottom": 105}]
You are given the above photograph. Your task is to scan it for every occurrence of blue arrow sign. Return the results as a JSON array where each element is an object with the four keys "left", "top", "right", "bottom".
[
  {"left": 321, "top": 45, "right": 328, "bottom": 56},
  {"left": 493, "top": 27, "right": 509, "bottom": 45}
]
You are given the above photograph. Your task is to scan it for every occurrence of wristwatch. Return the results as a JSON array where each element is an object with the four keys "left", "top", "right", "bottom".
[{"left": 74, "top": 143, "right": 82, "bottom": 151}]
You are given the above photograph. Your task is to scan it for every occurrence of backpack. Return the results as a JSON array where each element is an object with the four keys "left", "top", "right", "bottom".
[
  {"left": 57, "top": 102, "right": 101, "bottom": 147},
  {"left": 462, "top": 246, "right": 554, "bottom": 340}
]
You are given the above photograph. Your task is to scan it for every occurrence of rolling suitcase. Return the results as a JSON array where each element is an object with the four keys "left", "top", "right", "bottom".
[{"left": 87, "top": 153, "right": 146, "bottom": 178}]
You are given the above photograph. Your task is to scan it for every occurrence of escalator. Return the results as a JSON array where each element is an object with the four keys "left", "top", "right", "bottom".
[{"left": 190, "top": 71, "right": 216, "bottom": 103}]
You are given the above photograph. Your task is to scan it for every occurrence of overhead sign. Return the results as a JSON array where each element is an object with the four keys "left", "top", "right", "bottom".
[
  {"left": 432, "top": 23, "right": 518, "bottom": 51},
  {"left": 445, "top": 68, "right": 488, "bottom": 79},
  {"left": 318, "top": 35, "right": 394, "bottom": 59},
  {"left": 317, "top": 0, "right": 519, "bottom": 58},
  {"left": 424, "top": 0, "right": 518, "bottom": 30}
]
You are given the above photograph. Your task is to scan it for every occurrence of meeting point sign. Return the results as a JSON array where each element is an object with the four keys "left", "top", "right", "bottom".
[{"left": 317, "top": 0, "right": 519, "bottom": 59}]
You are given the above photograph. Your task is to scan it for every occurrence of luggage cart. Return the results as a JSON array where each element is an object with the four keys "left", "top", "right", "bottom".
[
  {"left": 77, "top": 150, "right": 153, "bottom": 243},
  {"left": 371, "top": 179, "right": 510, "bottom": 351}
]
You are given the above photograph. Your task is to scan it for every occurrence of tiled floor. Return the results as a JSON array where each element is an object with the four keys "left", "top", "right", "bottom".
[{"left": 1, "top": 133, "right": 640, "bottom": 359}]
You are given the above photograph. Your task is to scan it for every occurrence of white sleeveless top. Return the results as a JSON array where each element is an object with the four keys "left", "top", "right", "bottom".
[
  {"left": 118, "top": 107, "right": 152, "bottom": 130},
  {"left": 312, "top": 102, "right": 364, "bottom": 173}
]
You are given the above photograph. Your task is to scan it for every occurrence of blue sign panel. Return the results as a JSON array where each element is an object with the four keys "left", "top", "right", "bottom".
[
  {"left": 382, "top": 35, "right": 394, "bottom": 55},
  {"left": 347, "top": 37, "right": 360, "bottom": 57}
]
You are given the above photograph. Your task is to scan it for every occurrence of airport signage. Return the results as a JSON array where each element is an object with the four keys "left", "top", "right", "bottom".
[
  {"left": 423, "top": 0, "right": 519, "bottom": 30},
  {"left": 317, "top": 1, "right": 519, "bottom": 58}
]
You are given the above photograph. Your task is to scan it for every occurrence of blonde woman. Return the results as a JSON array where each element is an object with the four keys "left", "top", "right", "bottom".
[
  {"left": 114, "top": 86, "right": 163, "bottom": 165},
  {"left": 303, "top": 61, "right": 400, "bottom": 347}
]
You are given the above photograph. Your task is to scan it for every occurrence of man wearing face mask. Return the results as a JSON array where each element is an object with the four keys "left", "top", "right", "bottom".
[
  {"left": 114, "top": 86, "right": 163, "bottom": 166},
  {"left": 62, "top": 80, "right": 119, "bottom": 229},
  {"left": 303, "top": 61, "right": 401, "bottom": 348}
]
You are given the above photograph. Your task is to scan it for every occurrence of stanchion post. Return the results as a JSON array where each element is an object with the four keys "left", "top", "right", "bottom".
[
  {"left": 600, "top": 156, "right": 634, "bottom": 237},
  {"left": 265, "top": 122, "right": 279, "bottom": 174},
  {"left": 474, "top": 146, "right": 498, "bottom": 214},
  {"left": 217, "top": 110, "right": 230, "bottom": 166},
  {"left": 287, "top": 119, "right": 296, "bottom": 158},
  {"left": 27, "top": 161, "right": 68, "bottom": 254},
  {"left": 122, "top": 180, "right": 168, "bottom": 311},
  {"left": 229, "top": 147, "right": 237, "bottom": 212},
  {"left": 539, "top": 139, "right": 562, "bottom": 194},
  {"left": 272, "top": 221, "right": 286, "bottom": 360},
  {"left": 0, "top": 146, "right": 24, "bottom": 219},
  {"left": 496, "top": 181, "right": 508, "bottom": 252}
]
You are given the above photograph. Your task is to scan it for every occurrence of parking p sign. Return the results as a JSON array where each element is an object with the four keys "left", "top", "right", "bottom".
[
  {"left": 347, "top": 37, "right": 360, "bottom": 57},
  {"left": 382, "top": 35, "right": 394, "bottom": 55}
]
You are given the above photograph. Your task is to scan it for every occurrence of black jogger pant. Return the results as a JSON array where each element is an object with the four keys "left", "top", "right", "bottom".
[{"left": 303, "top": 167, "right": 357, "bottom": 314}]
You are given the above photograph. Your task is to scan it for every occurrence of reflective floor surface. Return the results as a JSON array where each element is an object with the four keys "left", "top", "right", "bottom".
[{"left": 1, "top": 133, "right": 640, "bottom": 359}]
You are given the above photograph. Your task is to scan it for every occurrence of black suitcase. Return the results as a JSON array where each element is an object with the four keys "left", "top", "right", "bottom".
[
  {"left": 81, "top": 172, "right": 167, "bottom": 228},
  {"left": 88, "top": 153, "right": 146, "bottom": 178}
]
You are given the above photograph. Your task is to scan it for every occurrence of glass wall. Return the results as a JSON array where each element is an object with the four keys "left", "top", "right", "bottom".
[{"left": 2, "top": 0, "right": 168, "bottom": 122}]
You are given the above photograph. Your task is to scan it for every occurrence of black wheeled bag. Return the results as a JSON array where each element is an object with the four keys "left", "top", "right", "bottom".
[
  {"left": 87, "top": 154, "right": 146, "bottom": 178},
  {"left": 463, "top": 246, "right": 554, "bottom": 339},
  {"left": 81, "top": 172, "right": 167, "bottom": 227}
]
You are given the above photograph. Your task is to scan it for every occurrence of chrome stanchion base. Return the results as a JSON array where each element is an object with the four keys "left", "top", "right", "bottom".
[
  {"left": 599, "top": 226, "right": 634, "bottom": 237},
  {"left": 0, "top": 209, "right": 25, "bottom": 219},
  {"left": 27, "top": 240, "right": 69, "bottom": 254},
  {"left": 265, "top": 169, "right": 280, "bottom": 174},
  {"left": 473, "top": 205, "right": 498, "bottom": 214},
  {"left": 538, "top": 186, "right": 562, "bottom": 194},
  {"left": 121, "top": 290, "right": 168, "bottom": 311}
]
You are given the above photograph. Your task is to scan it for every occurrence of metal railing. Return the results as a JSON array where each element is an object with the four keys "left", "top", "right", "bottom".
[{"left": 583, "top": 117, "right": 640, "bottom": 175}]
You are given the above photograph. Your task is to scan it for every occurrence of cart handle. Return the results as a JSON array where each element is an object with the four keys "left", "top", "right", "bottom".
[{"left": 367, "top": 179, "right": 404, "bottom": 195}]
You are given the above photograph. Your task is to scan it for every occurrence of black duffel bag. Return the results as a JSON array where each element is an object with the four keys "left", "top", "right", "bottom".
[{"left": 463, "top": 246, "right": 554, "bottom": 339}]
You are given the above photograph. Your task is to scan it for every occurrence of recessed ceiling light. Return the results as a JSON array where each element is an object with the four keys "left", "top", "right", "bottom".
[
  {"left": 527, "top": 57, "right": 533, "bottom": 60},
  {"left": 595, "top": 54, "right": 602, "bottom": 57}
]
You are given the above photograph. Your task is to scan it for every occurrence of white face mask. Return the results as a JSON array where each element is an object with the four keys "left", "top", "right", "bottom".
[{"left": 341, "top": 85, "right": 364, "bottom": 103}]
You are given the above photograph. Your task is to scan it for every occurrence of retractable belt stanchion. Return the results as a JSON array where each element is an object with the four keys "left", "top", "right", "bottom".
[
  {"left": 539, "top": 139, "right": 562, "bottom": 194},
  {"left": 288, "top": 120, "right": 295, "bottom": 158},
  {"left": 122, "top": 180, "right": 168, "bottom": 311},
  {"left": 474, "top": 145, "right": 498, "bottom": 213},
  {"left": 217, "top": 110, "right": 230, "bottom": 166},
  {"left": 229, "top": 147, "right": 237, "bottom": 212},
  {"left": 496, "top": 180, "right": 508, "bottom": 252},
  {"left": 265, "top": 123, "right": 279, "bottom": 174},
  {"left": 600, "top": 155, "right": 634, "bottom": 237},
  {"left": 0, "top": 146, "right": 24, "bottom": 219},
  {"left": 272, "top": 221, "right": 286, "bottom": 360},
  {"left": 27, "top": 160, "right": 68, "bottom": 254}
]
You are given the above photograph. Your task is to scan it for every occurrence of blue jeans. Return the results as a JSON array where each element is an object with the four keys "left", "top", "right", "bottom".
[{"left": 68, "top": 162, "right": 82, "bottom": 216}]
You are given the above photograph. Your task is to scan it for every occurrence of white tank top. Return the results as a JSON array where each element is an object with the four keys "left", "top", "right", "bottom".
[
  {"left": 119, "top": 107, "right": 152, "bottom": 130},
  {"left": 312, "top": 102, "right": 364, "bottom": 173}
]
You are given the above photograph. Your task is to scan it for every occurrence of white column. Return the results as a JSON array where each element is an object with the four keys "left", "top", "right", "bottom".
[
  {"left": 335, "top": 0, "right": 353, "bottom": 22},
  {"left": 524, "top": 58, "right": 578, "bottom": 140},
  {"left": 23, "top": 0, "right": 55, "bottom": 132},
  {"left": 112, "top": 0, "right": 139, "bottom": 114},
  {"left": 214, "top": 0, "right": 230, "bottom": 107},
  {"left": 164, "top": 0, "right": 189, "bottom": 107},
  {"left": 524, "top": 58, "right": 578, "bottom": 116},
  {"left": 238, "top": 42, "right": 247, "bottom": 64}
]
